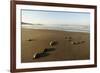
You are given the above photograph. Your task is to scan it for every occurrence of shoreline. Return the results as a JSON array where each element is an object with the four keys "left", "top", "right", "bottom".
[
  {"left": 21, "top": 23, "right": 90, "bottom": 33},
  {"left": 21, "top": 27, "right": 90, "bottom": 33}
]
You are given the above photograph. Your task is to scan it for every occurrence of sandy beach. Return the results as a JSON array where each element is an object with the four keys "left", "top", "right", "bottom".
[{"left": 21, "top": 28, "right": 90, "bottom": 63}]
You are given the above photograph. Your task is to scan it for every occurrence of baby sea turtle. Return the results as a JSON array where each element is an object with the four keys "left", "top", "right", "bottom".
[
  {"left": 65, "top": 36, "right": 72, "bottom": 41},
  {"left": 32, "top": 48, "right": 47, "bottom": 59},
  {"left": 33, "top": 53, "right": 38, "bottom": 59},
  {"left": 49, "top": 40, "right": 58, "bottom": 46},
  {"left": 33, "top": 52, "right": 43, "bottom": 59},
  {"left": 70, "top": 41, "right": 80, "bottom": 45},
  {"left": 70, "top": 41, "right": 85, "bottom": 45}
]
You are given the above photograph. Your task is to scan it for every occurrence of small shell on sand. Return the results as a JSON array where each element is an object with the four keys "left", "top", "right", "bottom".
[
  {"left": 28, "top": 39, "right": 33, "bottom": 41},
  {"left": 27, "top": 38, "right": 36, "bottom": 42}
]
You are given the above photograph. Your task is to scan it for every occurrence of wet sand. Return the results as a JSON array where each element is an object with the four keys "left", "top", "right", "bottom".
[{"left": 21, "top": 28, "right": 90, "bottom": 63}]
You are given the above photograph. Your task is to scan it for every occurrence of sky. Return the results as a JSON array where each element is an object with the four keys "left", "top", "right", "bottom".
[{"left": 21, "top": 9, "right": 90, "bottom": 26}]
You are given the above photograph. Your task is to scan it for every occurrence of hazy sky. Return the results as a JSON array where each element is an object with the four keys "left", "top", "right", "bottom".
[{"left": 21, "top": 9, "right": 90, "bottom": 25}]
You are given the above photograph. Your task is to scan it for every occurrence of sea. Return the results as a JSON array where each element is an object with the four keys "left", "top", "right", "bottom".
[{"left": 21, "top": 23, "right": 90, "bottom": 33}]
